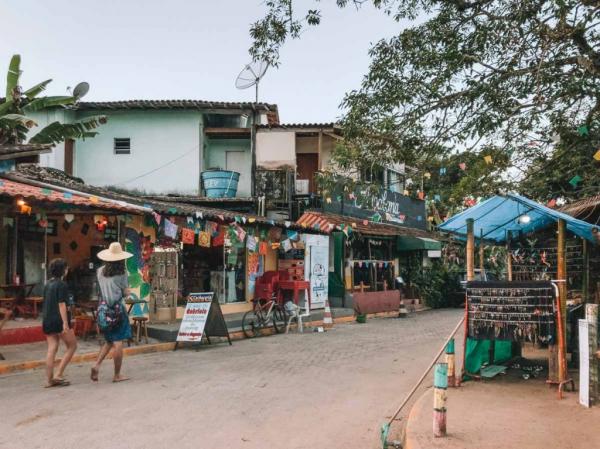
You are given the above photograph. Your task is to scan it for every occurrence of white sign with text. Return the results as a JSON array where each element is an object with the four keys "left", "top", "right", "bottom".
[{"left": 176, "top": 292, "right": 214, "bottom": 342}]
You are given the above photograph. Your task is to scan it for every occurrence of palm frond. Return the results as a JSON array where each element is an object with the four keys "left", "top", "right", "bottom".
[
  {"left": 22, "top": 96, "right": 75, "bottom": 113},
  {"left": 23, "top": 79, "right": 52, "bottom": 99},
  {"left": 6, "top": 54, "right": 21, "bottom": 99}
]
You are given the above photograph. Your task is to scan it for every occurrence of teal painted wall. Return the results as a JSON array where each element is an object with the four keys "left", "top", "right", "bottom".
[{"left": 204, "top": 137, "right": 252, "bottom": 197}]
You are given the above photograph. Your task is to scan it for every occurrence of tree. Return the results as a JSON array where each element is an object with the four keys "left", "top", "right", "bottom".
[
  {"left": 250, "top": 1, "right": 600, "bottom": 192},
  {"left": 0, "top": 54, "right": 106, "bottom": 146}
]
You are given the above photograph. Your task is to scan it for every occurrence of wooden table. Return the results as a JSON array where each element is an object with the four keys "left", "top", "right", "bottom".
[
  {"left": 125, "top": 298, "right": 147, "bottom": 315},
  {"left": 0, "top": 283, "right": 37, "bottom": 316}
]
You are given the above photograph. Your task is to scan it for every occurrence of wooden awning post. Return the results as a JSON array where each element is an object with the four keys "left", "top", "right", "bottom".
[
  {"left": 479, "top": 229, "right": 485, "bottom": 276},
  {"left": 582, "top": 238, "right": 589, "bottom": 303},
  {"left": 557, "top": 219, "right": 567, "bottom": 337},
  {"left": 466, "top": 218, "right": 475, "bottom": 281},
  {"left": 506, "top": 230, "right": 513, "bottom": 281}
]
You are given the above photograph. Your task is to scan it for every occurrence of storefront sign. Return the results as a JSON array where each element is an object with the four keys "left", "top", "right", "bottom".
[{"left": 324, "top": 188, "right": 426, "bottom": 230}]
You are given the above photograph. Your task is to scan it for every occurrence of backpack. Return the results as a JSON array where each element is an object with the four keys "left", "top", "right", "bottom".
[{"left": 97, "top": 297, "right": 123, "bottom": 332}]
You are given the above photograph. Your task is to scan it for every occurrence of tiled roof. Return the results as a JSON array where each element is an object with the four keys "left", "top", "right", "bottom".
[
  {"left": 0, "top": 144, "right": 53, "bottom": 161},
  {"left": 297, "top": 211, "right": 433, "bottom": 237},
  {"left": 0, "top": 177, "right": 150, "bottom": 214},
  {"left": 9, "top": 165, "right": 320, "bottom": 232},
  {"left": 257, "top": 122, "right": 339, "bottom": 130},
  {"left": 73, "top": 99, "right": 278, "bottom": 113}
]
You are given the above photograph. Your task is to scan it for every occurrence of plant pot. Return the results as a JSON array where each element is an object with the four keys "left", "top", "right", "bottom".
[{"left": 356, "top": 313, "right": 367, "bottom": 323}]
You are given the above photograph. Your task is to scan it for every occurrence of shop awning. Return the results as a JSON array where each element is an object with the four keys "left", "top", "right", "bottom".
[
  {"left": 397, "top": 236, "right": 441, "bottom": 252},
  {"left": 297, "top": 211, "right": 432, "bottom": 238},
  {"left": 439, "top": 193, "right": 600, "bottom": 244},
  {"left": 0, "top": 177, "right": 151, "bottom": 214}
]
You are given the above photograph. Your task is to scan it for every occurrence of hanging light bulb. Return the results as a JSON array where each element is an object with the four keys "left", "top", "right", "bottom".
[{"left": 518, "top": 214, "right": 531, "bottom": 224}]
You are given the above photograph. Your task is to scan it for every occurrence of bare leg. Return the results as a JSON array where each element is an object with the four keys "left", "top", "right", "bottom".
[
  {"left": 55, "top": 329, "right": 77, "bottom": 379},
  {"left": 112, "top": 341, "right": 129, "bottom": 382},
  {"left": 91, "top": 341, "right": 113, "bottom": 381},
  {"left": 45, "top": 335, "right": 59, "bottom": 386}
]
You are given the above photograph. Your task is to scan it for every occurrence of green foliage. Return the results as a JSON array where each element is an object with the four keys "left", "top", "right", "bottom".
[
  {"left": 250, "top": 1, "right": 600, "bottom": 201},
  {"left": 0, "top": 54, "right": 106, "bottom": 146},
  {"left": 408, "top": 260, "right": 461, "bottom": 309}
]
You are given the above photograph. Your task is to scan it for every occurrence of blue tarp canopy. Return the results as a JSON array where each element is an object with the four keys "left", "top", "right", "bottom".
[{"left": 438, "top": 193, "right": 600, "bottom": 244}]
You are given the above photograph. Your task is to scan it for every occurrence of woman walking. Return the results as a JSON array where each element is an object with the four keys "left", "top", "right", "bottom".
[
  {"left": 91, "top": 242, "right": 133, "bottom": 383},
  {"left": 42, "top": 258, "right": 77, "bottom": 388}
]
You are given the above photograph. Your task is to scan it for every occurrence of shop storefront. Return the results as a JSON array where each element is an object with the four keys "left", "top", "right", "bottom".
[
  {"left": 0, "top": 175, "right": 151, "bottom": 319},
  {"left": 148, "top": 203, "right": 325, "bottom": 316},
  {"left": 297, "top": 210, "right": 438, "bottom": 306}
]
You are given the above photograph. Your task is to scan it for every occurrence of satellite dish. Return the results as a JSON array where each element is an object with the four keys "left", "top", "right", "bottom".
[
  {"left": 72, "top": 82, "right": 90, "bottom": 99},
  {"left": 235, "top": 61, "right": 269, "bottom": 102}
]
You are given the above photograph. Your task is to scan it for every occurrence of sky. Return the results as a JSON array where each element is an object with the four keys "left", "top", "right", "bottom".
[{"left": 0, "top": 0, "right": 403, "bottom": 123}]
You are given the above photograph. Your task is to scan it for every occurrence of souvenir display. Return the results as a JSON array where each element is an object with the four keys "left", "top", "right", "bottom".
[{"left": 467, "top": 281, "right": 556, "bottom": 344}]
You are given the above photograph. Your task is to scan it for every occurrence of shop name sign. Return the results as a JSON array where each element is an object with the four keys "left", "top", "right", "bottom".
[
  {"left": 324, "top": 188, "right": 426, "bottom": 230},
  {"left": 176, "top": 292, "right": 214, "bottom": 342}
]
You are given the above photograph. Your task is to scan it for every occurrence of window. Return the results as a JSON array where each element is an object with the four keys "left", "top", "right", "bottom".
[
  {"left": 387, "top": 169, "right": 404, "bottom": 193},
  {"left": 114, "top": 138, "right": 131, "bottom": 155}
]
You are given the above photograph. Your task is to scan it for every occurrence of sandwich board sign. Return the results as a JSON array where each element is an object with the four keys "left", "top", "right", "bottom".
[{"left": 174, "top": 292, "right": 232, "bottom": 350}]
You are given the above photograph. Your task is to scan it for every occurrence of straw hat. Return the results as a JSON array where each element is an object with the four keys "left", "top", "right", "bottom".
[{"left": 97, "top": 242, "right": 133, "bottom": 262}]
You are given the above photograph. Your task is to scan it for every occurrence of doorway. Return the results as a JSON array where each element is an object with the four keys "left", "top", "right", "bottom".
[{"left": 296, "top": 153, "right": 318, "bottom": 194}]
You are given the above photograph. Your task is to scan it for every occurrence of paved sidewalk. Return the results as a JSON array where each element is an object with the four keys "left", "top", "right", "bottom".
[{"left": 405, "top": 367, "right": 600, "bottom": 449}]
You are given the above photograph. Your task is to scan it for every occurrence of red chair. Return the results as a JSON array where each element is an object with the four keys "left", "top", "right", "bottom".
[{"left": 254, "top": 271, "right": 280, "bottom": 302}]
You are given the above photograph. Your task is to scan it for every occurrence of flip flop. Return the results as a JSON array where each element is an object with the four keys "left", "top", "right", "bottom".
[
  {"left": 90, "top": 367, "right": 99, "bottom": 382},
  {"left": 112, "top": 376, "right": 130, "bottom": 383},
  {"left": 44, "top": 379, "right": 70, "bottom": 388}
]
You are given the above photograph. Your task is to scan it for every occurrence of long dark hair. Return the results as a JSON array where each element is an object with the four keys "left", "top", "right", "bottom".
[{"left": 102, "top": 260, "right": 126, "bottom": 277}]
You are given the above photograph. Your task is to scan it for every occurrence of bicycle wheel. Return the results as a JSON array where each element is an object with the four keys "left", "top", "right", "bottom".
[
  {"left": 271, "top": 304, "right": 287, "bottom": 334},
  {"left": 242, "top": 310, "right": 261, "bottom": 338}
]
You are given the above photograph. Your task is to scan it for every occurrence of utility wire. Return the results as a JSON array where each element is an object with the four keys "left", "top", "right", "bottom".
[{"left": 114, "top": 145, "right": 199, "bottom": 186}]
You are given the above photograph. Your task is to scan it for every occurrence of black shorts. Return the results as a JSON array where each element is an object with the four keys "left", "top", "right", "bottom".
[{"left": 43, "top": 312, "right": 72, "bottom": 335}]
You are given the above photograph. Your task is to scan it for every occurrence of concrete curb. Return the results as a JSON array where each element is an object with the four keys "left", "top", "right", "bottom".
[
  {"left": 0, "top": 308, "right": 430, "bottom": 376},
  {"left": 403, "top": 386, "right": 432, "bottom": 449}
]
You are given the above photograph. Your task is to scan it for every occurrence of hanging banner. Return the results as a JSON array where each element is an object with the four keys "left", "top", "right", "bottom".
[
  {"left": 198, "top": 231, "right": 211, "bottom": 247},
  {"left": 175, "top": 292, "right": 231, "bottom": 347},
  {"left": 181, "top": 228, "right": 195, "bottom": 245}
]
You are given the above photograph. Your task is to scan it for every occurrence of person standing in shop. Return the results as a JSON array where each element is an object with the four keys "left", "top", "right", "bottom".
[
  {"left": 91, "top": 242, "right": 133, "bottom": 383},
  {"left": 42, "top": 258, "right": 77, "bottom": 388}
]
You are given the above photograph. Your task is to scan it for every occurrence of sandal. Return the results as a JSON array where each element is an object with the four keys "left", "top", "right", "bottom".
[{"left": 44, "top": 378, "right": 70, "bottom": 388}]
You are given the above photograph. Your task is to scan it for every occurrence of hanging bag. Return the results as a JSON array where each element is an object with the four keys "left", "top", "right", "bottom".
[{"left": 97, "top": 297, "right": 123, "bottom": 332}]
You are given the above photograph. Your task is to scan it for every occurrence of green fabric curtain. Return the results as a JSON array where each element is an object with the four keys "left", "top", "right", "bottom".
[{"left": 464, "top": 338, "right": 513, "bottom": 374}]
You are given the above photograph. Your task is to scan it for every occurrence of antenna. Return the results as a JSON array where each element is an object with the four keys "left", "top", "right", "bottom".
[
  {"left": 235, "top": 61, "right": 269, "bottom": 102},
  {"left": 72, "top": 82, "right": 90, "bottom": 100}
]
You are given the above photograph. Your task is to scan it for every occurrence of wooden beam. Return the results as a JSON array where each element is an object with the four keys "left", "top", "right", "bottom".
[
  {"left": 557, "top": 218, "right": 567, "bottom": 338},
  {"left": 204, "top": 127, "right": 251, "bottom": 135},
  {"left": 583, "top": 239, "right": 590, "bottom": 303},
  {"left": 466, "top": 218, "right": 475, "bottom": 281}
]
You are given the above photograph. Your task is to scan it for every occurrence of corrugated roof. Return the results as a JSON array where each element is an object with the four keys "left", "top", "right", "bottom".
[
  {"left": 0, "top": 177, "right": 150, "bottom": 214},
  {"left": 73, "top": 99, "right": 278, "bottom": 113},
  {"left": 297, "top": 211, "right": 432, "bottom": 237},
  {"left": 0, "top": 144, "right": 53, "bottom": 161}
]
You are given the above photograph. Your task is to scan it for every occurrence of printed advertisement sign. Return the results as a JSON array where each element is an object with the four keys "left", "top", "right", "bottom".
[{"left": 176, "top": 292, "right": 214, "bottom": 342}]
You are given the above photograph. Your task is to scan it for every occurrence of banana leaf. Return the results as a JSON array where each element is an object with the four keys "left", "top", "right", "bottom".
[
  {"left": 5, "top": 55, "right": 20, "bottom": 99},
  {"left": 29, "top": 115, "right": 107, "bottom": 144},
  {"left": 0, "top": 113, "right": 37, "bottom": 128},
  {"left": 0, "top": 98, "right": 14, "bottom": 116},
  {"left": 22, "top": 96, "right": 75, "bottom": 113},
  {"left": 23, "top": 79, "right": 52, "bottom": 99}
]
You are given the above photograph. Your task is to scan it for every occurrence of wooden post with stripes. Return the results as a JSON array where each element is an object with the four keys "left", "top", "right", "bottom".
[
  {"left": 446, "top": 338, "right": 456, "bottom": 387},
  {"left": 433, "top": 363, "right": 448, "bottom": 437}
]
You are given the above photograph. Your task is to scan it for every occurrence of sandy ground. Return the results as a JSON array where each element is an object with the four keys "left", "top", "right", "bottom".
[
  {"left": 0, "top": 309, "right": 462, "bottom": 449},
  {"left": 407, "top": 358, "right": 600, "bottom": 449}
]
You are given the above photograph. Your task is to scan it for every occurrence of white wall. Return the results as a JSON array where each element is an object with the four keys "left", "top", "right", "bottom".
[
  {"left": 256, "top": 130, "right": 296, "bottom": 169},
  {"left": 74, "top": 110, "right": 202, "bottom": 194},
  {"left": 28, "top": 109, "right": 73, "bottom": 171}
]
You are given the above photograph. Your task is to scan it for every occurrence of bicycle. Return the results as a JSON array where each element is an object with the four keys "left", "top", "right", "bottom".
[{"left": 242, "top": 296, "right": 287, "bottom": 338}]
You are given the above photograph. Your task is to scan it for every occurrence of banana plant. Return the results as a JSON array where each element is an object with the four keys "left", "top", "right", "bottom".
[{"left": 0, "top": 54, "right": 106, "bottom": 146}]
